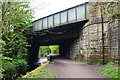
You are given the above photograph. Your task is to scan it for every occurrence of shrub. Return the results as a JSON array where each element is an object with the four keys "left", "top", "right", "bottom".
[
  {"left": 2, "top": 56, "right": 28, "bottom": 79},
  {"left": 99, "top": 61, "right": 119, "bottom": 78}
]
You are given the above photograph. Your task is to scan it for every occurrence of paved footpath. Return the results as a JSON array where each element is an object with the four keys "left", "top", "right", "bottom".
[{"left": 43, "top": 58, "right": 109, "bottom": 78}]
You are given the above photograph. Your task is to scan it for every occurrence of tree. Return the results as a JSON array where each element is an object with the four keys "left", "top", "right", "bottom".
[
  {"left": 1, "top": 2, "right": 34, "bottom": 79},
  {"left": 49, "top": 45, "right": 59, "bottom": 54},
  {"left": 40, "top": 46, "right": 51, "bottom": 57}
]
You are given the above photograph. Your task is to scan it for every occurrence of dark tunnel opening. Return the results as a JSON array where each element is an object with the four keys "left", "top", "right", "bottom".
[{"left": 27, "top": 20, "right": 88, "bottom": 71}]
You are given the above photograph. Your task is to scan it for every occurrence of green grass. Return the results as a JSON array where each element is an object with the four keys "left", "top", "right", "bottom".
[
  {"left": 21, "top": 61, "right": 56, "bottom": 79},
  {"left": 98, "top": 61, "right": 119, "bottom": 79},
  {"left": 25, "top": 69, "right": 56, "bottom": 78}
]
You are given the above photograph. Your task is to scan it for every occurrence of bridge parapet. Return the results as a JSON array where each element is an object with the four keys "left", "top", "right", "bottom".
[{"left": 33, "top": 2, "right": 89, "bottom": 32}]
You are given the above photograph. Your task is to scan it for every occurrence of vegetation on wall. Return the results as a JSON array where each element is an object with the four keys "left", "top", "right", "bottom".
[
  {"left": 99, "top": 2, "right": 120, "bottom": 20},
  {"left": 1, "top": 2, "right": 34, "bottom": 79},
  {"left": 98, "top": 2, "right": 120, "bottom": 78}
]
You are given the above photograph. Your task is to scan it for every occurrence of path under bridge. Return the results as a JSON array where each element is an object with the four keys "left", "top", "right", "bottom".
[{"left": 26, "top": 2, "right": 90, "bottom": 68}]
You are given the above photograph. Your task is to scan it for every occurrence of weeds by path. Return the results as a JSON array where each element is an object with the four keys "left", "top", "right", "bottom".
[
  {"left": 21, "top": 61, "right": 56, "bottom": 79},
  {"left": 98, "top": 61, "right": 119, "bottom": 79},
  {"left": 24, "top": 69, "right": 56, "bottom": 78}
]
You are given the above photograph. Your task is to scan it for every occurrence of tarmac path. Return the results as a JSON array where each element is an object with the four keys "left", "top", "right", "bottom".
[{"left": 43, "top": 58, "right": 109, "bottom": 78}]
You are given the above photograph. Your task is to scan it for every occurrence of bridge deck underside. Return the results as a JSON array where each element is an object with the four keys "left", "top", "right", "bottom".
[
  {"left": 27, "top": 20, "right": 88, "bottom": 67},
  {"left": 32, "top": 20, "right": 88, "bottom": 46}
]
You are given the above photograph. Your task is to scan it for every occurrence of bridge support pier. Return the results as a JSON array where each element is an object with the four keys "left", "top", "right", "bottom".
[
  {"left": 59, "top": 38, "right": 79, "bottom": 60},
  {"left": 59, "top": 40, "right": 70, "bottom": 59},
  {"left": 27, "top": 41, "right": 40, "bottom": 70}
]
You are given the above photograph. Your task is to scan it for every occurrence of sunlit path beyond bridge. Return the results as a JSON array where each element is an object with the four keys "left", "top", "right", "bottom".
[{"left": 43, "top": 58, "right": 109, "bottom": 78}]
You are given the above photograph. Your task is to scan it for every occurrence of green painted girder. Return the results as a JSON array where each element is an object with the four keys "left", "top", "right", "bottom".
[{"left": 32, "top": 2, "right": 89, "bottom": 32}]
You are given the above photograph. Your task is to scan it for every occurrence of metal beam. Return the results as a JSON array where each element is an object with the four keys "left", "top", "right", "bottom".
[{"left": 33, "top": 2, "right": 89, "bottom": 32}]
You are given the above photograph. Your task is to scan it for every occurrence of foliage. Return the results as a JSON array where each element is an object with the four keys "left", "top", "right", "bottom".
[
  {"left": 49, "top": 45, "right": 59, "bottom": 54},
  {"left": 0, "top": 68, "right": 4, "bottom": 79},
  {"left": 99, "top": 2, "right": 120, "bottom": 20},
  {"left": 40, "top": 45, "right": 59, "bottom": 57},
  {"left": 40, "top": 46, "right": 51, "bottom": 57},
  {"left": 99, "top": 61, "right": 119, "bottom": 78},
  {"left": 2, "top": 50, "right": 29, "bottom": 79},
  {"left": 1, "top": 2, "right": 34, "bottom": 79}
]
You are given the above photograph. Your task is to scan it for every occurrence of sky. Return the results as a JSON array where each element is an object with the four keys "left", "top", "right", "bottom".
[{"left": 29, "top": 0, "right": 89, "bottom": 21}]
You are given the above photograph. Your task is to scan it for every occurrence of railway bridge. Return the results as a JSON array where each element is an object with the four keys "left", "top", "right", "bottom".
[{"left": 26, "top": 2, "right": 119, "bottom": 67}]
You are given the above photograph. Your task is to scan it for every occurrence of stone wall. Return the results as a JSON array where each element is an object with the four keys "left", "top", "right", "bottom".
[
  {"left": 59, "top": 38, "right": 79, "bottom": 59},
  {"left": 69, "top": 39, "right": 79, "bottom": 60},
  {"left": 60, "top": 2, "right": 120, "bottom": 64},
  {"left": 74, "top": 2, "right": 120, "bottom": 64},
  {"left": 27, "top": 2, "right": 119, "bottom": 67},
  {"left": 108, "top": 19, "right": 119, "bottom": 61}
]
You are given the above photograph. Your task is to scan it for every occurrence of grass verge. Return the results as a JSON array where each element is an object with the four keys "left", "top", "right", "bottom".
[
  {"left": 98, "top": 61, "right": 119, "bottom": 79},
  {"left": 21, "top": 61, "right": 56, "bottom": 78}
]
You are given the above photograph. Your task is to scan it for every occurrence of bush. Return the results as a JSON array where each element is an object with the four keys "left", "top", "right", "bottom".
[
  {"left": 2, "top": 54, "right": 28, "bottom": 79},
  {"left": 99, "top": 61, "right": 119, "bottom": 78},
  {"left": 12, "top": 58, "right": 28, "bottom": 75},
  {"left": 2, "top": 60, "right": 16, "bottom": 79},
  {"left": 1, "top": 2, "right": 34, "bottom": 80}
]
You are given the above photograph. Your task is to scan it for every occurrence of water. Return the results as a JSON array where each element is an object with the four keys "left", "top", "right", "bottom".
[{"left": 35, "top": 57, "right": 48, "bottom": 66}]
